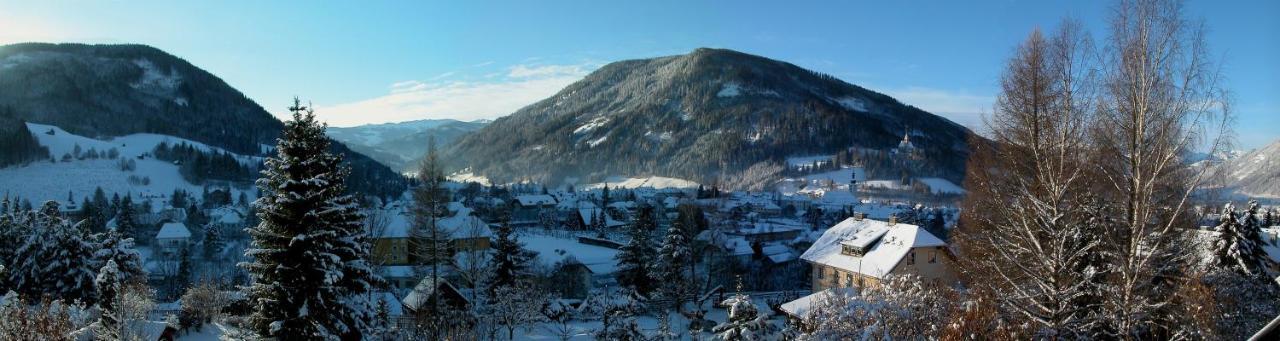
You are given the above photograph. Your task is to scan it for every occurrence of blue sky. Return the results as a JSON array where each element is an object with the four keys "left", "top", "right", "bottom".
[{"left": 1, "top": 0, "right": 1276, "bottom": 148}]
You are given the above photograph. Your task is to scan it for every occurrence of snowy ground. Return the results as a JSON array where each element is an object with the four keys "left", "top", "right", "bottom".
[
  {"left": 785, "top": 155, "right": 834, "bottom": 168},
  {"left": 916, "top": 177, "right": 965, "bottom": 195},
  {"left": 578, "top": 176, "right": 699, "bottom": 190},
  {"left": 518, "top": 296, "right": 786, "bottom": 340},
  {"left": 447, "top": 172, "right": 492, "bottom": 186}
]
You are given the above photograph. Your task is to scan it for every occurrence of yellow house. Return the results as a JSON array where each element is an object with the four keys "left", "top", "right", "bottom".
[
  {"left": 372, "top": 207, "right": 492, "bottom": 266},
  {"left": 780, "top": 215, "right": 957, "bottom": 321},
  {"left": 801, "top": 215, "right": 956, "bottom": 292}
]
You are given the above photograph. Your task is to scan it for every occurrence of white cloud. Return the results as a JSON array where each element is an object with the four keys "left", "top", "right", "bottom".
[
  {"left": 879, "top": 86, "right": 994, "bottom": 130},
  {"left": 316, "top": 63, "right": 594, "bottom": 126},
  {"left": 507, "top": 64, "right": 590, "bottom": 79}
]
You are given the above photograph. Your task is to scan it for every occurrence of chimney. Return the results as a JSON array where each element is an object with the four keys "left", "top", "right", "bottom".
[
  {"left": 888, "top": 215, "right": 897, "bottom": 226},
  {"left": 854, "top": 212, "right": 864, "bottom": 221}
]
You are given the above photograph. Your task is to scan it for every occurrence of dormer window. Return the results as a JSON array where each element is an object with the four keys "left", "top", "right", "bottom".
[{"left": 840, "top": 243, "right": 868, "bottom": 257}]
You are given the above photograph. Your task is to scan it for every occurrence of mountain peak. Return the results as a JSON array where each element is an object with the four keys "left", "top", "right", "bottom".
[{"left": 445, "top": 49, "right": 975, "bottom": 189}]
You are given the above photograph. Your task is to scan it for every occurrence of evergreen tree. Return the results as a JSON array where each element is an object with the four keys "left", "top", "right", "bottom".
[
  {"left": 241, "top": 99, "right": 382, "bottom": 338},
  {"left": 712, "top": 281, "right": 778, "bottom": 340},
  {"left": 616, "top": 204, "right": 658, "bottom": 295},
  {"left": 601, "top": 184, "right": 611, "bottom": 207},
  {"left": 176, "top": 247, "right": 193, "bottom": 293},
  {"left": 11, "top": 201, "right": 100, "bottom": 304},
  {"left": 655, "top": 216, "right": 693, "bottom": 310},
  {"left": 1264, "top": 208, "right": 1275, "bottom": 228},
  {"left": 1214, "top": 202, "right": 1270, "bottom": 278},
  {"left": 114, "top": 195, "right": 137, "bottom": 239},
  {"left": 487, "top": 218, "right": 533, "bottom": 292},
  {"left": 203, "top": 223, "right": 223, "bottom": 259},
  {"left": 94, "top": 260, "right": 121, "bottom": 341},
  {"left": 94, "top": 230, "right": 147, "bottom": 285}
]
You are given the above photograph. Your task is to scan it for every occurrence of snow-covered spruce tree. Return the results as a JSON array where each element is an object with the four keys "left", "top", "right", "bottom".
[
  {"left": 93, "top": 230, "right": 147, "bottom": 285},
  {"left": 711, "top": 291, "right": 777, "bottom": 340},
  {"left": 1214, "top": 202, "right": 1269, "bottom": 278},
  {"left": 1263, "top": 207, "right": 1275, "bottom": 228},
  {"left": 114, "top": 195, "right": 137, "bottom": 240},
  {"left": 487, "top": 218, "right": 533, "bottom": 292},
  {"left": 11, "top": 201, "right": 99, "bottom": 305},
  {"left": 94, "top": 260, "right": 121, "bottom": 341},
  {"left": 203, "top": 223, "right": 223, "bottom": 260},
  {"left": 0, "top": 199, "right": 25, "bottom": 292},
  {"left": 655, "top": 216, "right": 693, "bottom": 310},
  {"left": 615, "top": 204, "right": 658, "bottom": 295},
  {"left": 241, "top": 99, "right": 381, "bottom": 339}
]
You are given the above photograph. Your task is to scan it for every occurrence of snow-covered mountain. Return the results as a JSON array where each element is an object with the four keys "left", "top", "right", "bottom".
[
  {"left": 0, "top": 43, "right": 406, "bottom": 199},
  {"left": 0, "top": 123, "right": 258, "bottom": 205},
  {"left": 444, "top": 48, "right": 977, "bottom": 189},
  {"left": 327, "top": 119, "right": 487, "bottom": 173},
  {"left": 1206, "top": 139, "right": 1280, "bottom": 199}
]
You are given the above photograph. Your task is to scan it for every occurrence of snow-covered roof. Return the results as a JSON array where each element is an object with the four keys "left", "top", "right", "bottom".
[
  {"left": 156, "top": 222, "right": 191, "bottom": 239},
  {"left": 437, "top": 208, "right": 492, "bottom": 238},
  {"left": 514, "top": 195, "right": 557, "bottom": 206},
  {"left": 402, "top": 277, "right": 465, "bottom": 311},
  {"left": 376, "top": 208, "right": 491, "bottom": 239},
  {"left": 523, "top": 234, "right": 620, "bottom": 274},
  {"left": 577, "top": 208, "right": 626, "bottom": 228},
  {"left": 800, "top": 217, "right": 944, "bottom": 279},
  {"left": 557, "top": 199, "right": 598, "bottom": 211},
  {"left": 779, "top": 288, "right": 856, "bottom": 318}
]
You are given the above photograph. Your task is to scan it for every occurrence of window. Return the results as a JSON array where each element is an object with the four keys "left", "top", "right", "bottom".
[
  {"left": 929, "top": 251, "right": 937, "bottom": 264},
  {"left": 816, "top": 265, "right": 825, "bottom": 280},
  {"left": 908, "top": 251, "right": 915, "bottom": 265},
  {"left": 846, "top": 273, "right": 854, "bottom": 287}
]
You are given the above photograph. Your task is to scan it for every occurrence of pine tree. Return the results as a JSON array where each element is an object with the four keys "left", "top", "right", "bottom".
[
  {"left": 655, "top": 217, "right": 693, "bottom": 310},
  {"left": 203, "top": 223, "right": 223, "bottom": 259},
  {"left": 94, "top": 230, "right": 147, "bottom": 285},
  {"left": 94, "top": 260, "right": 121, "bottom": 341},
  {"left": 176, "top": 247, "right": 193, "bottom": 293},
  {"left": 601, "top": 184, "right": 610, "bottom": 207},
  {"left": 114, "top": 195, "right": 137, "bottom": 239},
  {"left": 488, "top": 218, "right": 532, "bottom": 292},
  {"left": 1214, "top": 202, "right": 1270, "bottom": 278},
  {"left": 712, "top": 280, "right": 778, "bottom": 340},
  {"left": 616, "top": 204, "right": 658, "bottom": 295},
  {"left": 241, "top": 99, "right": 381, "bottom": 339},
  {"left": 1264, "top": 208, "right": 1275, "bottom": 228},
  {"left": 11, "top": 201, "right": 100, "bottom": 304}
]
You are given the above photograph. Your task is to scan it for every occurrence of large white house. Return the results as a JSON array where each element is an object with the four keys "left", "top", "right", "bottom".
[
  {"left": 155, "top": 222, "right": 192, "bottom": 258},
  {"left": 780, "top": 215, "right": 957, "bottom": 320},
  {"left": 801, "top": 215, "right": 955, "bottom": 291}
]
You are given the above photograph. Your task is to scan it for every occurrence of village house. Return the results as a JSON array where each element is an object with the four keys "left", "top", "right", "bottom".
[
  {"left": 780, "top": 215, "right": 956, "bottom": 320},
  {"left": 510, "top": 194, "right": 557, "bottom": 227},
  {"left": 155, "top": 222, "right": 192, "bottom": 258},
  {"left": 371, "top": 207, "right": 493, "bottom": 266}
]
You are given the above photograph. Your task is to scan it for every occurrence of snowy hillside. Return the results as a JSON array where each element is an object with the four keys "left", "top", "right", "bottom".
[
  {"left": 0, "top": 123, "right": 257, "bottom": 204},
  {"left": 1206, "top": 139, "right": 1280, "bottom": 199},
  {"left": 578, "top": 176, "right": 700, "bottom": 190}
]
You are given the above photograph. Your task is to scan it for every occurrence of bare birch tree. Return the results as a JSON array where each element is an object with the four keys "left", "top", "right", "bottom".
[{"left": 1091, "top": 0, "right": 1232, "bottom": 337}]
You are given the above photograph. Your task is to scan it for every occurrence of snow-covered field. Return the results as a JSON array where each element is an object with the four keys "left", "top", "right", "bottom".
[
  {"left": 0, "top": 123, "right": 256, "bottom": 204},
  {"left": 579, "top": 176, "right": 699, "bottom": 190},
  {"left": 917, "top": 177, "right": 965, "bottom": 194},
  {"left": 447, "top": 171, "right": 492, "bottom": 186},
  {"left": 27, "top": 123, "right": 262, "bottom": 165},
  {"left": 785, "top": 155, "right": 834, "bottom": 168}
]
